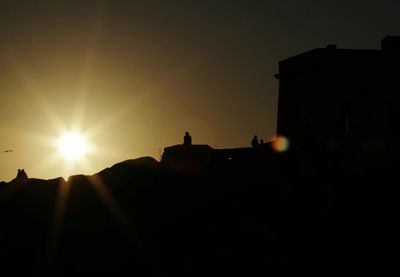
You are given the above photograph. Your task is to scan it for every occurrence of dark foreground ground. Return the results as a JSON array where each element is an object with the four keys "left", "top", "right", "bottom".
[{"left": 1, "top": 151, "right": 400, "bottom": 275}]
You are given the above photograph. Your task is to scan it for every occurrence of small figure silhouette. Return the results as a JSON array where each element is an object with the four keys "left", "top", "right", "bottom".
[
  {"left": 251, "top": 135, "right": 259, "bottom": 148},
  {"left": 183, "top": 131, "right": 192, "bottom": 146}
]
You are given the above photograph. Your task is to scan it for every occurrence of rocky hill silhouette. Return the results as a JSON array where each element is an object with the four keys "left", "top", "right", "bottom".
[
  {"left": 3, "top": 35, "right": 400, "bottom": 274},
  {"left": 1, "top": 149, "right": 400, "bottom": 275}
]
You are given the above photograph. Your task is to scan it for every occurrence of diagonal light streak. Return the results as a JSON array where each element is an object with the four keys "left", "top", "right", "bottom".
[
  {"left": 46, "top": 178, "right": 70, "bottom": 268},
  {"left": 86, "top": 174, "right": 139, "bottom": 247}
]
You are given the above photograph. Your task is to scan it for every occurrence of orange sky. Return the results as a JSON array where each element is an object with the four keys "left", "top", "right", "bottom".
[{"left": 0, "top": 0, "right": 399, "bottom": 180}]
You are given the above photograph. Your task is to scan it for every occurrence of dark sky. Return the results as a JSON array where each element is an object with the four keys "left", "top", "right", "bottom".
[{"left": 0, "top": 0, "right": 399, "bottom": 180}]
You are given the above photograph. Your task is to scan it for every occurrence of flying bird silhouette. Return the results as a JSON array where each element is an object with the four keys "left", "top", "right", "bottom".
[{"left": 3, "top": 150, "right": 13, "bottom": 153}]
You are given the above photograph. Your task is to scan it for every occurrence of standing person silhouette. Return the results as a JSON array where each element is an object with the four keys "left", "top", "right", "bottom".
[
  {"left": 251, "top": 135, "right": 259, "bottom": 148},
  {"left": 183, "top": 131, "right": 192, "bottom": 146}
]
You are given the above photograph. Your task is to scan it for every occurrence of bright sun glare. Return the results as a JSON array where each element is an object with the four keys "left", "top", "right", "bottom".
[{"left": 57, "top": 132, "right": 88, "bottom": 162}]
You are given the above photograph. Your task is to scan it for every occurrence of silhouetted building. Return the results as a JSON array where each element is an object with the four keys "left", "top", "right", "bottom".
[
  {"left": 162, "top": 143, "right": 275, "bottom": 172},
  {"left": 162, "top": 144, "right": 213, "bottom": 172},
  {"left": 275, "top": 36, "right": 400, "bottom": 154}
]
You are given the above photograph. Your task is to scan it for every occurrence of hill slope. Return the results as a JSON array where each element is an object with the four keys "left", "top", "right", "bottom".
[{"left": 0, "top": 154, "right": 399, "bottom": 275}]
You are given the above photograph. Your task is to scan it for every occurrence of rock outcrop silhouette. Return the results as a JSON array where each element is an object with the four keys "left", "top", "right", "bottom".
[{"left": 16, "top": 169, "right": 28, "bottom": 180}]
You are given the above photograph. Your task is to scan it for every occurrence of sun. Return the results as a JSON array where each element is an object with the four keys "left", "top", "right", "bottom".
[{"left": 57, "top": 132, "right": 89, "bottom": 162}]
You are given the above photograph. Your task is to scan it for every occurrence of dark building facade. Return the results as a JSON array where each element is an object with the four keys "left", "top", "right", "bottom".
[{"left": 275, "top": 36, "right": 400, "bottom": 154}]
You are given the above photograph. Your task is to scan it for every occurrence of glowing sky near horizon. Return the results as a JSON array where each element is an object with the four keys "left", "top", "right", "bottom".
[{"left": 0, "top": 0, "right": 400, "bottom": 180}]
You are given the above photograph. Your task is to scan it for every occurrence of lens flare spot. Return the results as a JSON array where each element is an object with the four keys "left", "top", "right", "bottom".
[{"left": 271, "top": 135, "right": 290, "bottom": 152}]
